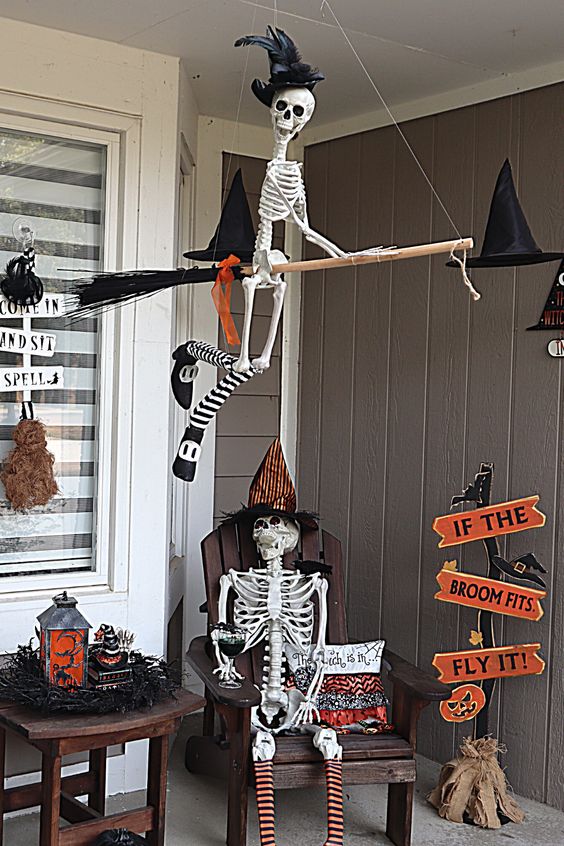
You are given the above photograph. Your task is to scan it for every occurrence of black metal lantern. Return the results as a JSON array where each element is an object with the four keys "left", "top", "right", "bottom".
[{"left": 37, "top": 592, "right": 91, "bottom": 688}]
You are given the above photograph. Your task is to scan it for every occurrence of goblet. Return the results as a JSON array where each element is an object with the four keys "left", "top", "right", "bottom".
[{"left": 212, "top": 624, "right": 247, "bottom": 689}]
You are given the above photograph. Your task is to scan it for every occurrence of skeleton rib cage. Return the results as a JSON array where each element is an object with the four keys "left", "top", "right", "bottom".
[
  {"left": 258, "top": 161, "right": 305, "bottom": 225},
  {"left": 230, "top": 569, "right": 317, "bottom": 661}
]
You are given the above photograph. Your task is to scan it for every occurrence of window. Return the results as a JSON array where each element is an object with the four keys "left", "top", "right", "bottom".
[{"left": 0, "top": 126, "right": 110, "bottom": 583}]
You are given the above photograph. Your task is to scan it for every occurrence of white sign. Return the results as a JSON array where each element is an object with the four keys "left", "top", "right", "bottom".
[
  {"left": 0, "top": 326, "right": 56, "bottom": 357},
  {"left": 286, "top": 640, "right": 385, "bottom": 675},
  {"left": 0, "top": 366, "right": 64, "bottom": 392},
  {"left": 0, "top": 293, "right": 67, "bottom": 319},
  {"left": 548, "top": 339, "right": 564, "bottom": 358}
]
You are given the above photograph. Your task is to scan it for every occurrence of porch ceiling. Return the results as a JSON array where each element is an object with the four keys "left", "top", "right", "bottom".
[{"left": 0, "top": 1, "right": 561, "bottom": 127}]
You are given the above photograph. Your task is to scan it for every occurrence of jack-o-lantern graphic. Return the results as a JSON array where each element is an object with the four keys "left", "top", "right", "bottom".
[{"left": 439, "top": 683, "right": 486, "bottom": 723}]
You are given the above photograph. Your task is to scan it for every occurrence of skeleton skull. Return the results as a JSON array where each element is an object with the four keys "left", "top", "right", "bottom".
[
  {"left": 271, "top": 87, "right": 315, "bottom": 143},
  {"left": 253, "top": 514, "right": 300, "bottom": 561}
]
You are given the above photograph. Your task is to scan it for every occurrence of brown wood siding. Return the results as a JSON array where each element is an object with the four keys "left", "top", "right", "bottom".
[
  {"left": 297, "top": 82, "right": 564, "bottom": 809},
  {"left": 213, "top": 154, "right": 282, "bottom": 521}
]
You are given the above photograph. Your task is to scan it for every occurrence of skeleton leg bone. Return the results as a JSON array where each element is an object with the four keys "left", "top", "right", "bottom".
[
  {"left": 234, "top": 273, "right": 260, "bottom": 373},
  {"left": 314, "top": 728, "right": 344, "bottom": 846},
  {"left": 253, "top": 731, "right": 277, "bottom": 846},
  {"left": 253, "top": 278, "right": 287, "bottom": 371}
]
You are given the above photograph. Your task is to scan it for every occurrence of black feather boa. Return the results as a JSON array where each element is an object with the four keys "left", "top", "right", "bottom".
[
  {"left": 1, "top": 256, "right": 43, "bottom": 306},
  {"left": 0, "top": 643, "right": 179, "bottom": 715},
  {"left": 94, "top": 830, "right": 146, "bottom": 845}
]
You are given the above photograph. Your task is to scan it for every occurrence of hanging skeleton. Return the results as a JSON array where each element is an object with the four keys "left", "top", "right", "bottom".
[
  {"left": 231, "top": 27, "right": 346, "bottom": 373},
  {"left": 66, "top": 29, "right": 475, "bottom": 484},
  {"left": 212, "top": 439, "right": 346, "bottom": 846}
]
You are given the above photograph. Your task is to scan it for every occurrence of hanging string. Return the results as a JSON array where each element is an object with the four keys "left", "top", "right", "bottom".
[
  {"left": 222, "top": 1, "right": 258, "bottom": 235},
  {"left": 319, "top": 0, "right": 463, "bottom": 240},
  {"left": 216, "top": 2, "right": 258, "bottom": 352},
  {"left": 449, "top": 248, "right": 480, "bottom": 301}
]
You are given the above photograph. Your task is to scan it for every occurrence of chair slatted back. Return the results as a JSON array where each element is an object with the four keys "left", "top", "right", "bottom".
[{"left": 201, "top": 520, "right": 348, "bottom": 688}]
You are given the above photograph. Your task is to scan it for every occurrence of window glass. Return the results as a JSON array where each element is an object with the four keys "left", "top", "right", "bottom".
[{"left": 0, "top": 128, "right": 106, "bottom": 577}]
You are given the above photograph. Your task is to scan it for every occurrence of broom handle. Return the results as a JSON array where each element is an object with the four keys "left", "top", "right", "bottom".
[{"left": 240, "top": 237, "right": 473, "bottom": 276}]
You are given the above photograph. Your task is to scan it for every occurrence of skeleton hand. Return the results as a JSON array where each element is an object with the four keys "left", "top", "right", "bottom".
[
  {"left": 212, "top": 658, "right": 244, "bottom": 682},
  {"left": 211, "top": 630, "right": 244, "bottom": 682},
  {"left": 293, "top": 697, "right": 320, "bottom": 726}
]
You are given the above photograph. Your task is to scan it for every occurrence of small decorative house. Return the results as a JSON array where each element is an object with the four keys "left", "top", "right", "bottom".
[{"left": 37, "top": 592, "right": 91, "bottom": 688}]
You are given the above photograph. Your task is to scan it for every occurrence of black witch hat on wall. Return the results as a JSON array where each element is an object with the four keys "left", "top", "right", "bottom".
[
  {"left": 184, "top": 168, "right": 255, "bottom": 264},
  {"left": 448, "top": 159, "right": 564, "bottom": 269},
  {"left": 69, "top": 168, "right": 256, "bottom": 317}
]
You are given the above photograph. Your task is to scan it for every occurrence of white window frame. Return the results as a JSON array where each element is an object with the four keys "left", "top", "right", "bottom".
[
  {"left": 0, "top": 94, "right": 140, "bottom": 599},
  {"left": 169, "top": 137, "right": 195, "bottom": 564}
]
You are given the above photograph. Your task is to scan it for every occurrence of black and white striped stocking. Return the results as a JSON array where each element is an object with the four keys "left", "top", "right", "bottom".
[{"left": 172, "top": 341, "right": 256, "bottom": 481}]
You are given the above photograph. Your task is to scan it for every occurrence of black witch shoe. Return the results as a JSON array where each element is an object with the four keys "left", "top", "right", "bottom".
[
  {"left": 172, "top": 425, "right": 204, "bottom": 482},
  {"left": 171, "top": 344, "right": 199, "bottom": 410}
]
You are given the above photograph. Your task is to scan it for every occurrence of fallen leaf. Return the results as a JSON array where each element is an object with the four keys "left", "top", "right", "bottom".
[{"left": 469, "top": 630, "right": 484, "bottom": 646}]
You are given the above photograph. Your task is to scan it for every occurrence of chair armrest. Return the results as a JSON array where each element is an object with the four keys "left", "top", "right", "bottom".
[
  {"left": 384, "top": 648, "right": 451, "bottom": 702},
  {"left": 187, "top": 635, "right": 261, "bottom": 709}
]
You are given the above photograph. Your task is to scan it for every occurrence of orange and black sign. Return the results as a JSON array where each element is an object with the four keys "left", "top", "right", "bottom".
[
  {"left": 439, "top": 684, "right": 486, "bottom": 723},
  {"left": 433, "top": 643, "right": 545, "bottom": 684},
  {"left": 433, "top": 496, "right": 545, "bottom": 548},
  {"left": 44, "top": 629, "right": 88, "bottom": 688},
  {"left": 435, "top": 566, "right": 546, "bottom": 621}
]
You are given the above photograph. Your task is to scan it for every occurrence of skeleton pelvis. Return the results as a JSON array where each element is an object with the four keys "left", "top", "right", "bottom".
[{"left": 252, "top": 688, "right": 304, "bottom": 733}]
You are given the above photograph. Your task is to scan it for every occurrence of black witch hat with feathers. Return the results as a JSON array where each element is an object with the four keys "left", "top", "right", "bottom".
[{"left": 235, "top": 26, "right": 324, "bottom": 107}]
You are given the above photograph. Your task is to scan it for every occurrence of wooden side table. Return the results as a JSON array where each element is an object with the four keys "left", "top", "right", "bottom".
[{"left": 0, "top": 689, "right": 204, "bottom": 846}]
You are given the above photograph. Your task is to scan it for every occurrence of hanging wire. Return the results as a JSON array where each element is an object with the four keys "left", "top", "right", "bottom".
[
  {"left": 216, "top": 2, "right": 258, "bottom": 351},
  {"left": 319, "top": 0, "right": 463, "bottom": 240}
]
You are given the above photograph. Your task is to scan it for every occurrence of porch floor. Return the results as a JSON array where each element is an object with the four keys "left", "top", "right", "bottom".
[{"left": 5, "top": 712, "right": 564, "bottom": 845}]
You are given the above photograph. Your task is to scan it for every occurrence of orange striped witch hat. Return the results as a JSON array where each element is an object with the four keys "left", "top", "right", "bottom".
[{"left": 223, "top": 438, "right": 317, "bottom": 527}]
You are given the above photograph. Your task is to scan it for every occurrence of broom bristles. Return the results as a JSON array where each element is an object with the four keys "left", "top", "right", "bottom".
[{"left": 68, "top": 266, "right": 234, "bottom": 320}]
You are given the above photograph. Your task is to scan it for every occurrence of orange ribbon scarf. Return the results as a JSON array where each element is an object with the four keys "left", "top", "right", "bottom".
[{"left": 212, "top": 254, "right": 241, "bottom": 346}]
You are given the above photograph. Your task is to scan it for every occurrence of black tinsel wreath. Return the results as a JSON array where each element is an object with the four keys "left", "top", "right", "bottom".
[
  {"left": 94, "top": 829, "right": 147, "bottom": 845},
  {"left": 0, "top": 643, "right": 179, "bottom": 715}
]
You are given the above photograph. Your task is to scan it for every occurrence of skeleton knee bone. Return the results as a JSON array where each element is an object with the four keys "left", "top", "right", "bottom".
[
  {"left": 253, "top": 730, "right": 276, "bottom": 762},
  {"left": 314, "top": 727, "right": 343, "bottom": 761}
]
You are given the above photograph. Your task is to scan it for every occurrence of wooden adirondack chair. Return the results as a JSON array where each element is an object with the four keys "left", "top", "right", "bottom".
[{"left": 186, "top": 518, "right": 450, "bottom": 846}]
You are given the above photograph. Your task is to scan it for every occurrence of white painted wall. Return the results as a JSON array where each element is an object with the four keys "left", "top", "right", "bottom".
[{"left": 0, "top": 16, "right": 189, "bottom": 796}]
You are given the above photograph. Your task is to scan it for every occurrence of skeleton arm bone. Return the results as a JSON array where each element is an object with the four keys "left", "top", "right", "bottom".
[
  {"left": 212, "top": 573, "right": 244, "bottom": 681},
  {"left": 264, "top": 169, "right": 345, "bottom": 259},
  {"left": 293, "top": 577, "right": 330, "bottom": 726}
]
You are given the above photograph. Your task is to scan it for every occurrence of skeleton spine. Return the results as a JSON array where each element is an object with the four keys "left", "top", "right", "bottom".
[{"left": 265, "top": 620, "right": 284, "bottom": 694}]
